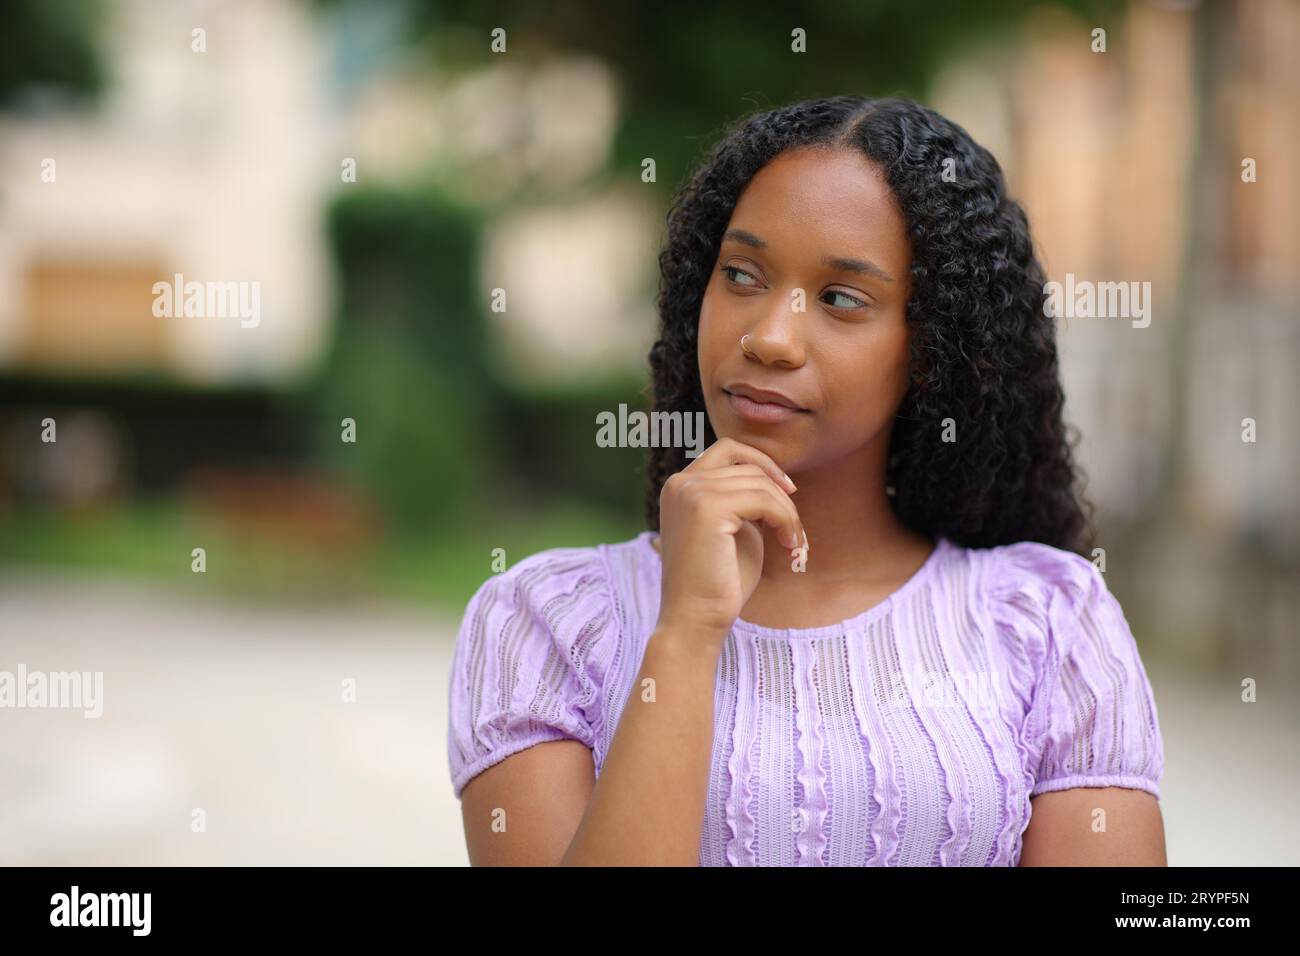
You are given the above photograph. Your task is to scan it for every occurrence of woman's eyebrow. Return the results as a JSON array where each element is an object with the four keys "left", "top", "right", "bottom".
[{"left": 722, "top": 228, "right": 894, "bottom": 283}]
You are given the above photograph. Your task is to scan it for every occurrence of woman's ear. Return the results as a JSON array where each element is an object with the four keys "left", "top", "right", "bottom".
[{"left": 910, "top": 358, "right": 929, "bottom": 392}]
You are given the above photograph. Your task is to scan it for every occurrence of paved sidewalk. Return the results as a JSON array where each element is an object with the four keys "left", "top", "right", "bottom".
[{"left": 0, "top": 572, "right": 468, "bottom": 865}]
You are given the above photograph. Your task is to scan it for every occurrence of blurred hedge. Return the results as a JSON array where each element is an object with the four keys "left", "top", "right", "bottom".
[{"left": 313, "top": 183, "right": 650, "bottom": 536}]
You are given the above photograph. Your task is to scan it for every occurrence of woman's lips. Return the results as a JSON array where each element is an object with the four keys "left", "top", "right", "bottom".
[{"left": 725, "top": 389, "right": 809, "bottom": 423}]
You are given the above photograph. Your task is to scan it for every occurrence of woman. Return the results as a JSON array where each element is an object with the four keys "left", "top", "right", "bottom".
[{"left": 446, "top": 95, "right": 1167, "bottom": 866}]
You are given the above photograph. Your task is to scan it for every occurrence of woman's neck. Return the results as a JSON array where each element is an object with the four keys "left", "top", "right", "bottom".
[{"left": 760, "top": 450, "right": 925, "bottom": 584}]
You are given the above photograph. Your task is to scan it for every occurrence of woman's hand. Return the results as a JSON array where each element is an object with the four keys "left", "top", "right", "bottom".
[{"left": 655, "top": 437, "right": 806, "bottom": 638}]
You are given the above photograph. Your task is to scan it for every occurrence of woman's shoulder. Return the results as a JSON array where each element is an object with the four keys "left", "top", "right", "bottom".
[
  {"left": 447, "top": 532, "right": 651, "bottom": 797},
  {"left": 968, "top": 540, "right": 1165, "bottom": 798},
  {"left": 972, "top": 537, "right": 1103, "bottom": 609},
  {"left": 464, "top": 531, "right": 646, "bottom": 600},
  {"left": 956, "top": 537, "right": 1118, "bottom": 665},
  {"left": 457, "top": 531, "right": 653, "bottom": 643},
  {"left": 962, "top": 535, "right": 1159, "bottom": 743}
]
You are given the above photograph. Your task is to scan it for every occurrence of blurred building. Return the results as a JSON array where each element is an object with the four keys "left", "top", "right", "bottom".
[{"left": 0, "top": 0, "right": 334, "bottom": 385}]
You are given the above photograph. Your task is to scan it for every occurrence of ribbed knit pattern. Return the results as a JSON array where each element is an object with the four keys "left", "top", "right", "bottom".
[{"left": 447, "top": 531, "right": 1164, "bottom": 866}]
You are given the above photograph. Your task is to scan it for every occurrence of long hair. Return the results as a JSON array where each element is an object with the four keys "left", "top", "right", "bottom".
[{"left": 645, "top": 95, "right": 1095, "bottom": 555}]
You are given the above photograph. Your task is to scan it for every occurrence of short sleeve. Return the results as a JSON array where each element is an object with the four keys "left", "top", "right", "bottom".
[
  {"left": 988, "top": 541, "right": 1165, "bottom": 800},
  {"left": 446, "top": 546, "right": 617, "bottom": 800}
]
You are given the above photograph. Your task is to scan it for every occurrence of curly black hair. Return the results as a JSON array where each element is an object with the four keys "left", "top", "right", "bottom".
[{"left": 645, "top": 95, "right": 1095, "bottom": 556}]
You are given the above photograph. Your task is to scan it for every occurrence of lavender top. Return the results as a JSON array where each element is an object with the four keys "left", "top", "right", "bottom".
[{"left": 447, "top": 531, "right": 1164, "bottom": 866}]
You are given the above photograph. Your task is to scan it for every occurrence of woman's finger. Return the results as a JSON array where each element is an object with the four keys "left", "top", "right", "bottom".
[{"left": 685, "top": 436, "right": 797, "bottom": 494}]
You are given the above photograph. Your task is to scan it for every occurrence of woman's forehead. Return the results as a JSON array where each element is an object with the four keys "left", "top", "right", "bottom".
[{"left": 727, "top": 148, "right": 910, "bottom": 271}]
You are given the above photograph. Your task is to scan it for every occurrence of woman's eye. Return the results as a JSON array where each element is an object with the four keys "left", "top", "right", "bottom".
[
  {"left": 720, "top": 267, "right": 866, "bottom": 308},
  {"left": 822, "top": 289, "right": 867, "bottom": 309},
  {"left": 722, "top": 265, "right": 760, "bottom": 287}
]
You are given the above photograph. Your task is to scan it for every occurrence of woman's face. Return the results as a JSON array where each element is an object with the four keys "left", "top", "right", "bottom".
[{"left": 698, "top": 145, "right": 914, "bottom": 475}]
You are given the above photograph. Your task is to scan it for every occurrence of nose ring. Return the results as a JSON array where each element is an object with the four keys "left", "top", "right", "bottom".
[{"left": 740, "top": 334, "right": 756, "bottom": 357}]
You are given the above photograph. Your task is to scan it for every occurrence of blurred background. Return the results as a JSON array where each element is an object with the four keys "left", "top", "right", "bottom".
[{"left": 0, "top": 0, "right": 1295, "bottom": 865}]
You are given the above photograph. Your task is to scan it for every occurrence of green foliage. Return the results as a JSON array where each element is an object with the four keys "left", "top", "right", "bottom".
[
  {"left": 0, "top": 498, "right": 643, "bottom": 610},
  {"left": 486, "top": 377, "right": 651, "bottom": 518},
  {"left": 326, "top": 185, "right": 490, "bottom": 382},
  {"left": 313, "top": 184, "right": 493, "bottom": 530},
  {"left": 0, "top": 0, "right": 105, "bottom": 106},
  {"left": 313, "top": 318, "right": 490, "bottom": 531},
  {"left": 315, "top": 182, "right": 651, "bottom": 532}
]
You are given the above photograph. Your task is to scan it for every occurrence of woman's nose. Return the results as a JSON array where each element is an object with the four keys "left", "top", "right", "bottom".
[{"left": 742, "top": 290, "right": 806, "bottom": 367}]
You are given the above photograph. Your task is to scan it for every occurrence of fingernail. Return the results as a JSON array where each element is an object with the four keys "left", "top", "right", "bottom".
[{"left": 783, "top": 472, "right": 796, "bottom": 491}]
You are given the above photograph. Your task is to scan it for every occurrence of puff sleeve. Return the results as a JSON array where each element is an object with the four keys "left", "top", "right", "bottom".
[
  {"left": 989, "top": 541, "right": 1165, "bottom": 800},
  {"left": 446, "top": 546, "right": 617, "bottom": 799}
]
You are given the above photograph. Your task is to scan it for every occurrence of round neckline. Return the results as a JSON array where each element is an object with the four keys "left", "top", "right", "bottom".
[{"left": 636, "top": 530, "right": 950, "bottom": 640}]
